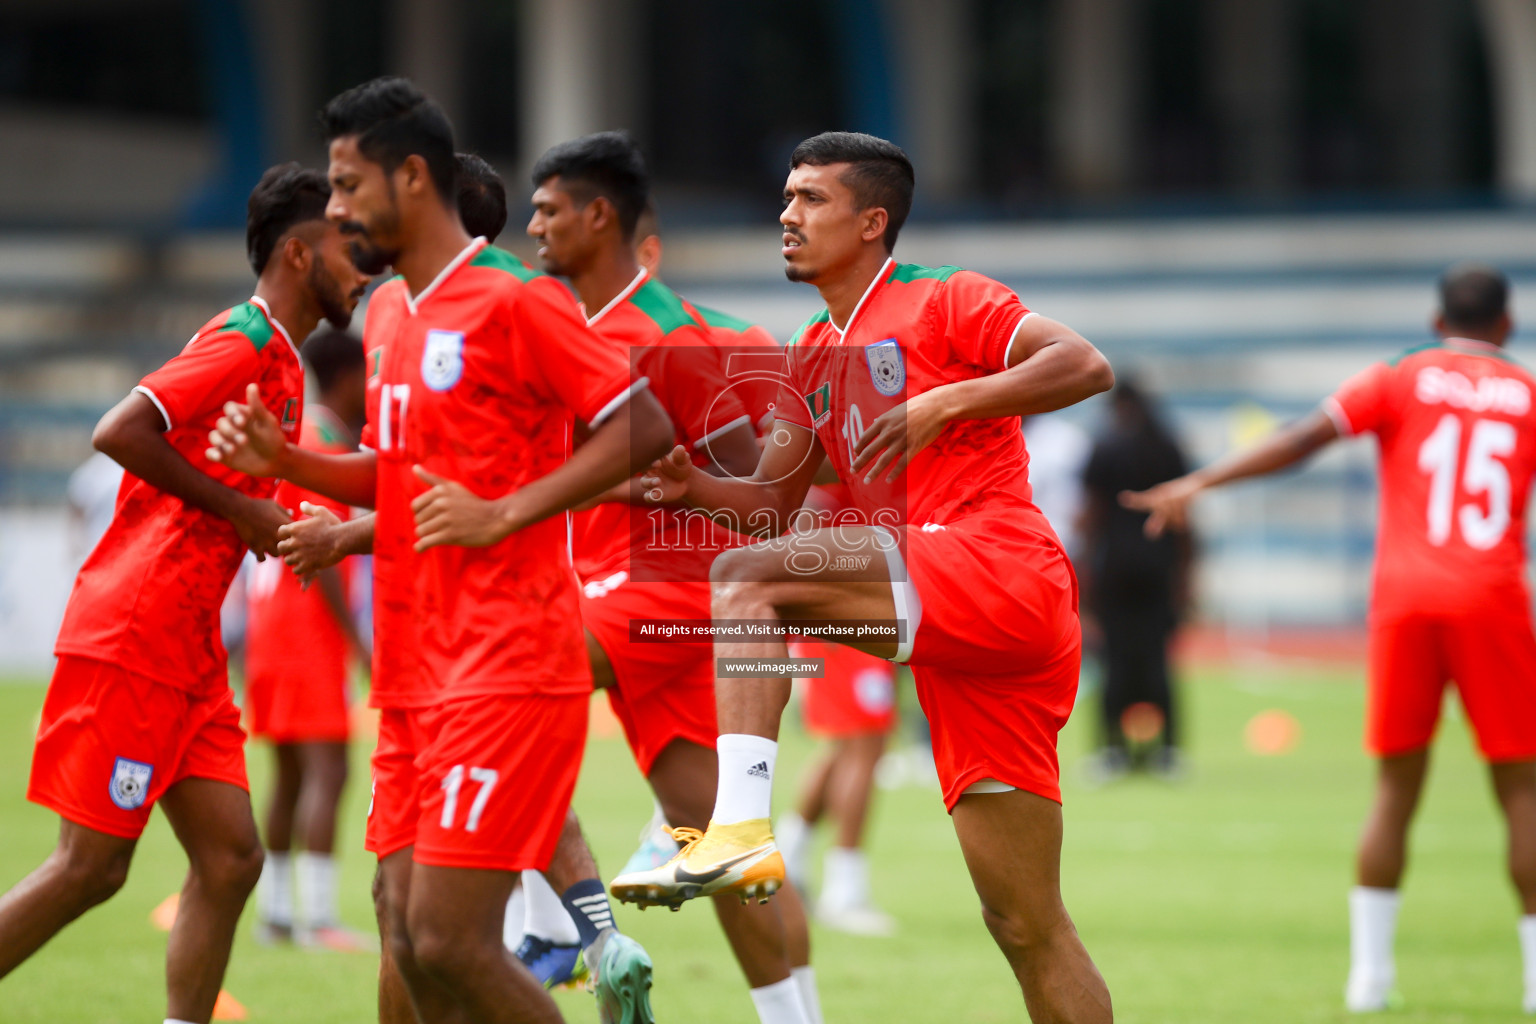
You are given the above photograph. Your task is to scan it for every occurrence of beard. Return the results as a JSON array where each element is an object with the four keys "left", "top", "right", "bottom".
[
  {"left": 348, "top": 235, "right": 398, "bottom": 277},
  {"left": 784, "top": 261, "right": 816, "bottom": 283},
  {"left": 310, "top": 260, "right": 356, "bottom": 329},
  {"left": 341, "top": 198, "right": 402, "bottom": 277}
]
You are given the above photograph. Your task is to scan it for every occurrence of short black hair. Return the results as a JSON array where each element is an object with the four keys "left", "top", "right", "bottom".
[
  {"left": 247, "top": 162, "right": 331, "bottom": 275},
  {"left": 790, "top": 132, "right": 914, "bottom": 252},
  {"left": 1440, "top": 262, "right": 1510, "bottom": 332},
  {"left": 319, "top": 76, "right": 456, "bottom": 201},
  {"left": 455, "top": 152, "right": 507, "bottom": 242},
  {"left": 301, "top": 327, "right": 365, "bottom": 394},
  {"left": 531, "top": 131, "right": 649, "bottom": 240}
]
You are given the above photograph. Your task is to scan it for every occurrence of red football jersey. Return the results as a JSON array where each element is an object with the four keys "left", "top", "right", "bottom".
[
  {"left": 570, "top": 271, "right": 751, "bottom": 584},
  {"left": 371, "top": 240, "right": 637, "bottom": 698},
  {"left": 686, "top": 300, "right": 782, "bottom": 433},
  {"left": 777, "top": 259, "right": 1044, "bottom": 530},
  {"left": 1324, "top": 338, "right": 1536, "bottom": 618},
  {"left": 358, "top": 317, "right": 428, "bottom": 709},
  {"left": 55, "top": 298, "right": 304, "bottom": 693},
  {"left": 245, "top": 408, "right": 354, "bottom": 687}
]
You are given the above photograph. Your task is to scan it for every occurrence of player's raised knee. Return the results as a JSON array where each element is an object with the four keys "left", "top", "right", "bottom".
[{"left": 52, "top": 841, "right": 133, "bottom": 907}]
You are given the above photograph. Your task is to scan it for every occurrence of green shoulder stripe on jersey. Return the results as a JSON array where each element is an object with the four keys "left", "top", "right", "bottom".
[
  {"left": 693, "top": 303, "right": 756, "bottom": 333},
  {"left": 471, "top": 245, "right": 541, "bottom": 282},
  {"left": 220, "top": 302, "right": 275, "bottom": 352},
  {"left": 1387, "top": 340, "right": 1443, "bottom": 366},
  {"left": 890, "top": 263, "right": 962, "bottom": 284},
  {"left": 630, "top": 278, "right": 698, "bottom": 334},
  {"left": 314, "top": 418, "right": 346, "bottom": 448},
  {"left": 787, "top": 308, "right": 831, "bottom": 346}
]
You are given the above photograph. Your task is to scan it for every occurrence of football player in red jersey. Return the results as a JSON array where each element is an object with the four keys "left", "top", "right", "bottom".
[
  {"left": 612, "top": 132, "right": 1115, "bottom": 1022},
  {"left": 0, "top": 164, "right": 369, "bottom": 1023},
  {"left": 1122, "top": 264, "right": 1536, "bottom": 1015},
  {"left": 268, "top": 150, "right": 645, "bottom": 1004},
  {"left": 209, "top": 78, "right": 672, "bottom": 1024},
  {"left": 245, "top": 327, "right": 371, "bottom": 951},
  {"left": 526, "top": 133, "right": 821, "bottom": 1024}
]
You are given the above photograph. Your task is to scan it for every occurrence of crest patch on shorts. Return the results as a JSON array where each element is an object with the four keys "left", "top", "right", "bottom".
[{"left": 109, "top": 757, "right": 153, "bottom": 810}]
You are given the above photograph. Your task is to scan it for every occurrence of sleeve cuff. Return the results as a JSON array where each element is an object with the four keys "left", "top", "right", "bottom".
[
  {"left": 1320, "top": 397, "right": 1356, "bottom": 437},
  {"left": 690, "top": 413, "right": 752, "bottom": 450},
  {"left": 1001, "top": 310, "right": 1036, "bottom": 369},
  {"left": 588, "top": 377, "right": 651, "bottom": 428},
  {"left": 133, "top": 385, "right": 172, "bottom": 431}
]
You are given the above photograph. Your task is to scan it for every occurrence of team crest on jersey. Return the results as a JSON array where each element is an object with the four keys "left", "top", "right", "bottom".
[
  {"left": 421, "top": 329, "right": 465, "bottom": 391},
  {"left": 279, "top": 398, "right": 298, "bottom": 432},
  {"left": 803, "top": 382, "right": 833, "bottom": 427},
  {"left": 866, "top": 338, "right": 905, "bottom": 397},
  {"left": 108, "top": 757, "right": 153, "bottom": 810}
]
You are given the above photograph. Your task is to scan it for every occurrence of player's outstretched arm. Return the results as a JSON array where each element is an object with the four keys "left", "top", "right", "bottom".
[
  {"left": 412, "top": 388, "right": 675, "bottom": 551},
  {"left": 1120, "top": 408, "right": 1340, "bottom": 537},
  {"left": 206, "top": 383, "right": 378, "bottom": 508},
  {"left": 640, "top": 419, "right": 825, "bottom": 537},
  {"left": 278, "top": 504, "right": 375, "bottom": 586},
  {"left": 852, "top": 314, "right": 1114, "bottom": 483},
  {"left": 93, "top": 390, "right": 290, "bottom": 559}
]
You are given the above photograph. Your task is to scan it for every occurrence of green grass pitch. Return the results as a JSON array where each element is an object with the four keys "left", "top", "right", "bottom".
[{"left": 0, "top": 664, "right": 1528, "bottom": 1023}]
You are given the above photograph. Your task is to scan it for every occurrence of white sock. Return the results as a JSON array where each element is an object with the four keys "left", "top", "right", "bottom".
[
  {"left": 775, "top": 813, "right": 812, "bottom": 889},
  {"left": 522, "top": 870, "right": 581, "bottom": 945},
  {"left": 295, "top": 852, "right": 337, "bottom": 930},
  {"left": 166, "top": 1019, "right": 201, "bottom": 1024},
  {"left": 1520, "top": 914, "right": 1536, "bottom": 1007},
  {"left": 503, "top": 881, "right": 526, "bottom": 949},
  {"left": 821, "top": 846, "right": 870, "bottom": 909},
  {"left": 713, "top": 734, "right": 778, "bottom": 825},
  {"left": 792, "top": 965, "right": 824, "bottom": 1024},
  {"left": 258, "top": 851, "right": 293, "bottom": 927},
  {"left": 749, "top": 976, "right": 811, "bottom": 1024},
  {"left": 1348, "top": 886, "right": 1399, "bottom": 987}
]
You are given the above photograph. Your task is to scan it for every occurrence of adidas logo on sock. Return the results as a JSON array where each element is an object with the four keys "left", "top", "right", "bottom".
[{"left": 747, "top": 761, "right": 770, "bottom": 779}]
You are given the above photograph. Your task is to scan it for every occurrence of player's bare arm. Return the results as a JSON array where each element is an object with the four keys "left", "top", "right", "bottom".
[
  {"left": 574, "top": 418, "right": 762, "bottom": 510},
  {"left": 279, "top": 504, "right": 375, "bottom": 585},
  {"left": 640, "top": 418, "right": 826, "bottom": 536},
  {"left": 411, "top": 387, "right": 674, "bottom": 550},
  {"left": 1121, "top": 408, "right": 1340, "bottom": 537},
  {"left": 94, "top": 390, "right": 290, "bottom": 560},
  {"left": 851, "top": 313, "right": 1113, "bottom": 484},
  {"left": 207, "top": 383, "right": 379, "bottom": 508}
]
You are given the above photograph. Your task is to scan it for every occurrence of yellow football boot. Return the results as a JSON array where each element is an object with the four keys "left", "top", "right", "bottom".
[{"left": 610, "top": 819, "right": 784, "bottom": 909}]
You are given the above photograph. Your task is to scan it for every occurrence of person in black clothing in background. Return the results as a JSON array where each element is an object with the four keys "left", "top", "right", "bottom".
[{"left": 1079, "top": 380, "right": 1195, "bottom": 780}]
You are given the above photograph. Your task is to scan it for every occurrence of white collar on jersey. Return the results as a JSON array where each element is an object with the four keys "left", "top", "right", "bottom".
[
  {"left": 404, "top": 236, "right": 489, "bottom": 315},
  {"left": 828, "top": 256, "right": 895, "bottom": 339},
  {"left": 249, "top": 295, "right": 300, "bottom": 360},
  {"left": 585, "top": 267, "right": 649, "bottom": 326},
  {"left": 1443, "top": 336, "right": 1508, "bottom": 355}
]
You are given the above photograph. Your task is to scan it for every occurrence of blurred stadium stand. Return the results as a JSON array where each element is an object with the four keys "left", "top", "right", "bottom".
[{"left": 4, "top": 0, "right": 1536, "bottom": 666}]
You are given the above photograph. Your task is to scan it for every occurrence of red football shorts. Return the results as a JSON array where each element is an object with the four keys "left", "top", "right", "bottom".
[
  {"left": 412, "top": 692, "right": 587, "bottom": 873},
  {"left": 581, "top": 575, "right": 718, "bottom": 776},
  {"left": 365, "top": 706, "right": 433, "bottom": 860},
  {"left": 792, "top": 640, "right": 896, "bottom": 737},
  {"left": 28, "top": 655, "right": 248, "bottom": 840},
  {"left": 245, "top": 660, "right": 351, "bottom": 744},
  {"left": 892, "top": 510, "right": 1082, "bottom": 810},
  {"left": 1367, "top": 611, "right": 1536, "bottom": 761}
]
